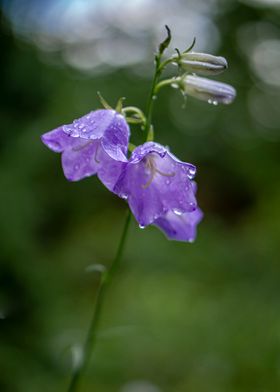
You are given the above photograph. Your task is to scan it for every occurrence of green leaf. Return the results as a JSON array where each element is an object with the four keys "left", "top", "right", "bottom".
[{"left": 159, "top": 25, "right": 172, "bottom": 55}]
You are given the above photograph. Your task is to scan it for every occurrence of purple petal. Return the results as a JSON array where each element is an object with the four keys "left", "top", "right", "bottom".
[
  {"left": 62, "top": 110, "right": 116, "bottom": 139},
  {"left": 41, "top": 126, "right": 73, "bottom": 152},
  {"left": 61, "top": 139, "right": 100, "bottom": 181},
  {"left": 154, "top": 207, "right": 203, "bottom": 242},
  {"left": 101, "top": 112, "right": 130, "bottom": 162},
  {"left": 114, "top": 142, "right": 197, "bottom": 227},
  {"left": 42, "top": 127, "right": 100, "bottom": 181},
  {"left": 97, "top": 149, "right": 127, "bottom": 191},
  {"left": 63, "top": 109, "right": 130, "bottom": 162}
]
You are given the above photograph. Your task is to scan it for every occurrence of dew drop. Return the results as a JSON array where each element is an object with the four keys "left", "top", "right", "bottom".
[
  {"left": 188, "top": 167, "right": 196, "bottom": 179},
  {"left": 208, "top": 99, "right": 218, "bottom": 106},
  {"left": 74, "top": 164, "right": 80, "bottom": 171},
  {"left": 173, "top": 208, "right": 183, "bottom": 216},
  {"left": 165, "top": 179, "right": 171, "bottom": 185},
  {"left": 139, "top": 224, "right": 145, "bottom": 229}
]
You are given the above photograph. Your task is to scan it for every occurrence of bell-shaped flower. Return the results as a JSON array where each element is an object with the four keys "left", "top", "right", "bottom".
[
  {"left": 180, "top": 75, "right": 236, "bottom": 105},
  {"left": 177, "top": 52, "right": 228, "bottom": 76},
  {"left": 113, "top": 142, "right": 198, "bottom": 228},
  {"left": 41, "top": 109, "right": 130, "bottom": 190}
]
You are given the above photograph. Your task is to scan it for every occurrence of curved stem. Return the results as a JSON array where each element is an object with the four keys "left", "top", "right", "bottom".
[
  {"left": 154, "top": 78, "right": 177, "bottom": 94},
  {"left": 144, "top": 55, "right": 162, "bottom": 140},
  {"left": 67, "top": 210, "right": 131, "bottom": 392},
  {"left": 158, "top": 56, "right": 176, "bottom": 72}
]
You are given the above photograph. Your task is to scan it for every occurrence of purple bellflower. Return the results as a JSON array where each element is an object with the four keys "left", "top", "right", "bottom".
[
  {"left": 41, "top": 109, "right": 130, "bottom": 190},
  {"left": 113, "top": 142, "right": 199, "bottom": 238}
]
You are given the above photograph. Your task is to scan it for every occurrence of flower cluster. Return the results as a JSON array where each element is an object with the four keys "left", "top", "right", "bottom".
[
  {"left": 42, "top": 109, "right": 202, "bottom": 242},
  {"left": 42, "top": 32, "right": 236, "bottom": 243}
]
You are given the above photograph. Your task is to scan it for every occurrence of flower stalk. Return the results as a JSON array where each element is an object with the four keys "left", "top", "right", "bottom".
[{"left": 67, "top": 211, "right": 131, "bottom": 392}]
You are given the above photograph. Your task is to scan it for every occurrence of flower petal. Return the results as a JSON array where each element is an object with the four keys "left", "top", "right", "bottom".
[
  {"left": 61, "top": 139, "right": 100, "bottom": 181},
  {"left": 62, "top": 109, "right": 116, "bottom": 139},
  {"left": 101, "top": 112, "right": 130, "bottom": 162},
  {"left": 41, "top": 127, "right": 73, "bottom": 152},
  {"left": 97, "top": 149, "right": 127, "bottom": 192},
  {"left": 154, "top": 208, "right": 203, "bottom": 242}
]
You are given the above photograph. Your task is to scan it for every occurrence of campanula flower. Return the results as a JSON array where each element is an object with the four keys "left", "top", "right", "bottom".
[
  {"left": 177, "top": 52, "right": 228, "bottom": 76},
  {"left": 113, "top": 142, "right": 198, "bottom": 228},
  {"left": 41, "top": 109, "right": 130, "bottom": 189},
  {"left": 180, "top": 75, "right": 236, "bottom": 104}
]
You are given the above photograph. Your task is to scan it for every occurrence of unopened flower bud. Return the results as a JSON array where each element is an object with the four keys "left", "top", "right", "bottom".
[
  {"left": 177, "top": 52, "right": 228, "bottom": 76},
  {"left": 180, "top": 75, "right": 236, "bottom": 105}
]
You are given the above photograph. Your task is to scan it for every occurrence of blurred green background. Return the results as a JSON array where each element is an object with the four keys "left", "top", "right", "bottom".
[{"left": 1, "top": 0, "right": 280, "bottom": 391}]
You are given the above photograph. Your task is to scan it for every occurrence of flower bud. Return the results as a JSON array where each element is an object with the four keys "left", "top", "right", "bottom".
[
  {"left": 180, "top": 75, "right": 236, "bottom": 105},
  {"left": 177, "top": 52, "right": 228, "bottom": 76}
]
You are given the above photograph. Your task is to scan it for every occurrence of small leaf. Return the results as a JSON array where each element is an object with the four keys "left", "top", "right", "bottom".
[
  {"left": 115, "top": 97, "right": 126, "bottom": 113},
  {"left": 183, "top": 37, "right": 196, "bottom": 53},
  {"left": 85, "top": 263, "right": 106, "bottom": 274},
  {"left": 97, "top": 91, "right": 112, "bottom": 110},
  {"left": 159, "top": 25, "right": 172, "bottom": 55},
  {"left": 71, "top": 345, "right": 83, "bottom": 371}
]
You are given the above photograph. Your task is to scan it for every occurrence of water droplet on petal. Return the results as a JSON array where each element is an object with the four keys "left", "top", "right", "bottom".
[
  {"left": 188, "top": 167, "right": 196, "bottom": 179},
  {"left": 139, "top": 224, "right": 145, "bottom": 229},
  {"left": 173, "top": 208, "right": 183, "bottom": 216},
  {"left": 165, "top": 179, "right": 171, "bottom": 185},
  {"left": 74, "top": 164, "right": 80, "bottom": 170}
]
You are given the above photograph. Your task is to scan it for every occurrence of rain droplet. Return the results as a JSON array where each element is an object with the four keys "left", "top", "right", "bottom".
[
  {"left": 208, "top": 99, "right": 218, "bottom": 106},
  {"left": 173, "top": 208, "right": 183, "bottom": 216},
  {"left": 74, "top": 164, "right": 80, "bottom": 170},
  {"left": 139, "top": 224, "right": 145, "bottom": 229},
  {"left": 188, "top": 167, "right": 196, "bottom": 179},
  {"left": 165, "top": 179, "right": 171, "bottom": 185}
]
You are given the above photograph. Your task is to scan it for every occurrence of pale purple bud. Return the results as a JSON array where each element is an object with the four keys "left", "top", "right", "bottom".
[
  {"left": 178, "top": 52, "right": 228, "bottom": 76},
  {"left": 181, "top": 75, "right": 236, "bottom": 105}
]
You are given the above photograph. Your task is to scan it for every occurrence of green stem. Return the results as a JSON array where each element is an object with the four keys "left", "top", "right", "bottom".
[
  {"left": 144, "top": 55, "right": 162, "bottom": 140},
  {"left": 154, "top": 78, "right": 177, "bottom": 94},
  {"left": 67, "top": 210, "right": 131, "bottom": 392}
]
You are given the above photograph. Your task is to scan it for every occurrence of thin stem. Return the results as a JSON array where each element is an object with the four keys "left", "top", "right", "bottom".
[
  {"left": 67, "top": 210, "right": 131, "bottom": 392},
  {"left": 144, "top": 55, "right": 162, "bottom": 140},
  {"left": 154, "top": 78, "right": 177, "bottom": 94}
]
